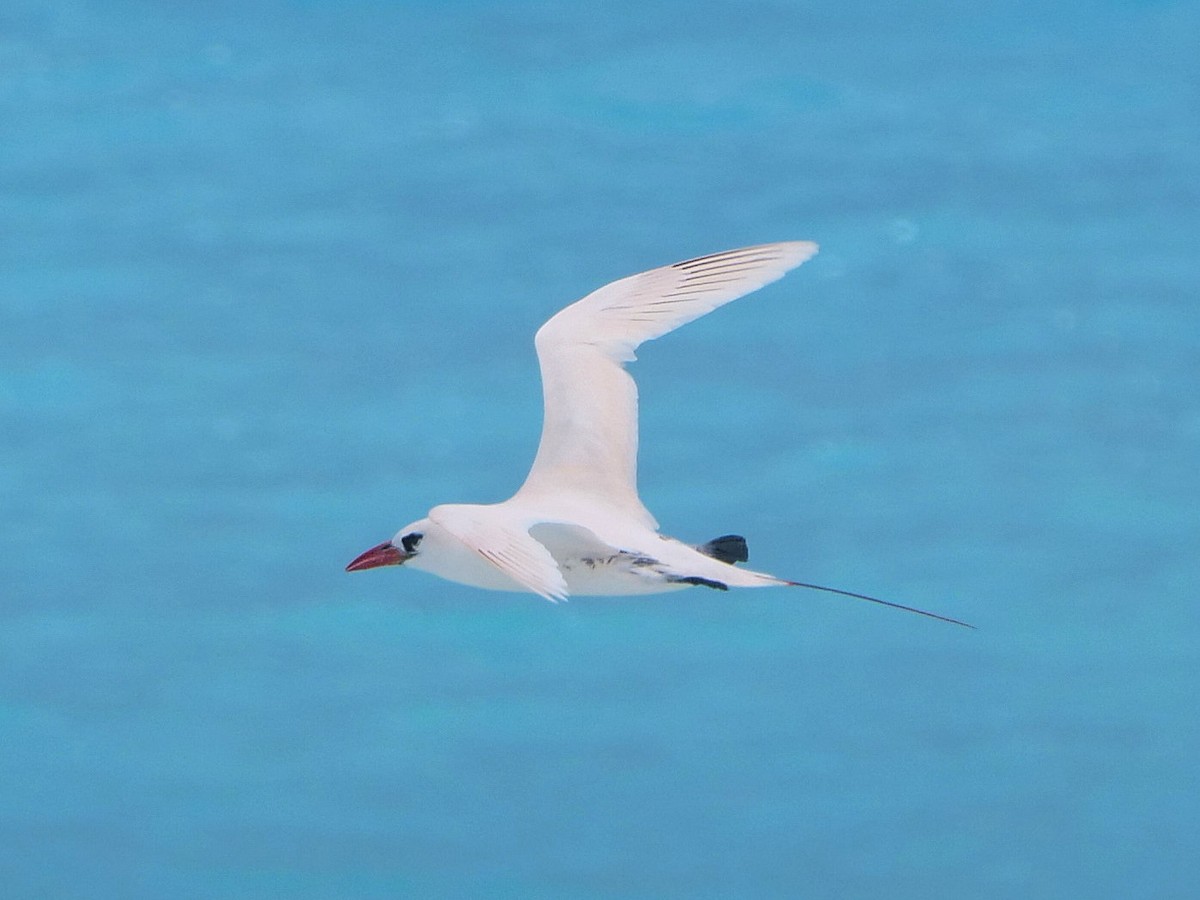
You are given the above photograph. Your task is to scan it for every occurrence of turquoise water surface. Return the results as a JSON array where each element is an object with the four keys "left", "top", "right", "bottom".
[{"left": 3, "top": 1, "right": 1197, "bottom": 896}]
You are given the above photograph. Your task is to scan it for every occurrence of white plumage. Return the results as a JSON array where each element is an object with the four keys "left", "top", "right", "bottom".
[{"left": 346, "top": 241, "right": 971, "bottom": 628}]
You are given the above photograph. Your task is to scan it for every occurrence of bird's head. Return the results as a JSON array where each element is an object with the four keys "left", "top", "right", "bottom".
[{"left": 345, "top": 519, "right": 428, "bottom": 572}]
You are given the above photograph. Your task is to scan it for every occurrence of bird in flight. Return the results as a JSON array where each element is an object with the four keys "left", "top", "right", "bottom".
[{"left": 347, "top": 242, "right": 971, "bottom": 628}]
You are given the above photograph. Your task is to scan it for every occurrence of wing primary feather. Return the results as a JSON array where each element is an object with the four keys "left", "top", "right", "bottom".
[
  {"left": 680, "top": 251, "right": 783, "bottom": 266},
  {"left": 680, "top": 263, "right": 785, "bottom": 279},
  {"left": 673, "top": 249, "right": 784, "bottom": 270},
  {"left": 657, "top": 288, "right": 729, "bottom": 298},
  {"left": 673, "top": 247, "right": 779, "bottom": 264}
]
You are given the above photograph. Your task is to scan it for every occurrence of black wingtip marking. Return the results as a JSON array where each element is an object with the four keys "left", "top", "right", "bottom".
[{"left": 698, "top": 534, "right": 749, "bottom": 565}]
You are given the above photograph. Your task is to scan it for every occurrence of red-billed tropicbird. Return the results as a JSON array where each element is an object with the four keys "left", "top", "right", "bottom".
[{"left": 347, "top": 242, "right": 970, "bottom": 627}]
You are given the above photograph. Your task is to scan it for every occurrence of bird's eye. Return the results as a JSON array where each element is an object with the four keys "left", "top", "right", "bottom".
[{"left": 401, "top": 533, "right": 423, "bottom": 553}]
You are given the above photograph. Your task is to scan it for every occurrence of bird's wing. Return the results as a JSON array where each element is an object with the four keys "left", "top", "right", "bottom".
[
  {"left": 515, "top": 241, "right": 818, "bottom": 524},
  {"left": 429, "top": 504, "right": 569, "bottom": 602}
]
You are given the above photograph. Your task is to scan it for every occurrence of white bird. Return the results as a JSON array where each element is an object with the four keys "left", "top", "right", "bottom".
[{"left": 347, "top": 242, "right": 970, "bottom": 627}]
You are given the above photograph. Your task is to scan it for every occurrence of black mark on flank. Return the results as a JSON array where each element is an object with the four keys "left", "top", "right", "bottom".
[
  {"left": 669, "top": 575, "right": 729, "bottom": 591},
  {"left": 573, "top": 553, "right": 663, "bottom": 572}
]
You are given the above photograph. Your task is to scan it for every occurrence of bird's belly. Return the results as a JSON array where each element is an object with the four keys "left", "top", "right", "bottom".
[{"left": 558, "top": 554, "right": 689, "bottom": 596}]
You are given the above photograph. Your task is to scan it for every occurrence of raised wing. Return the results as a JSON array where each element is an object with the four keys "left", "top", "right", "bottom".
[{"left": 515, "top": 242, "right": 818, "bottom": 522}]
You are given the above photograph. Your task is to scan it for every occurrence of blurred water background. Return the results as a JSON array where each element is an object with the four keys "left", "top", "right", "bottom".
[{"left": 2, "top": 0, "right": 1198, "bottom": 896}]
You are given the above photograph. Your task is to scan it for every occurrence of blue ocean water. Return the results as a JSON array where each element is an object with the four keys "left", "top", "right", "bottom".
[{"left": 3, "top": 0, "right": 1198, "bottom": 896}]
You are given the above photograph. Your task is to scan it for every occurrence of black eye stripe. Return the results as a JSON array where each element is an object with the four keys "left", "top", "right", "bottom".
[{"left": 401, "top": 533, "right": 423, "bottom": 553}]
